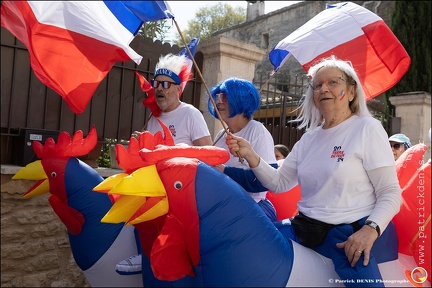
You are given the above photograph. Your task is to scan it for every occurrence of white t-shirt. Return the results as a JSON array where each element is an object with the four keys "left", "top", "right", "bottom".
[
  {"left": 146, "top": 102, "right": 210, "bottom": 145},
  {"left": 252, "top": 115, "right": 401, "bottom": 230},
  {"left": 214, "top": 120, "right": 276, "bottom": 202}
]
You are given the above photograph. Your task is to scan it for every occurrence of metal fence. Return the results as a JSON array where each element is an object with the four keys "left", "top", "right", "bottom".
[{"left": 253, "top": 72, "right": 308, "bottom": 150}]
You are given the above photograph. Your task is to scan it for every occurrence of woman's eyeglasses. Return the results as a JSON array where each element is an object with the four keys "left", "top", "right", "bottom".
[
  {"left": 390, "top": 143, "right": 402, "bottom": 150},
  {"left": 151, "top": 80, "right": 177, "bottom": 89},
  {"left": 215, "top": 92, "right": 228, "bottom": 103},
  {"left": 310, "top": 77, "right": 347, "bottom": 91}
]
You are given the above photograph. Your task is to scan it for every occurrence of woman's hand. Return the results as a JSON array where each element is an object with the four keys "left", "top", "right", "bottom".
[
  {"left": 336, "top": 225, "right": 378, "bottom": 267},
  {"left": 225, "top": 133, "right": 261, "bottom": 168}
]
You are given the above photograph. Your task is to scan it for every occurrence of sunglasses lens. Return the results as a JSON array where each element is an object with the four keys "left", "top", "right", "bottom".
[
  {"left": 390, "top": 143, "right": 401, "bottom": 149},
  {"left": 161, "top": 81, "right": 170, "bottom": 89},
  {"left": 215, "top": 93, "right": 227, "bottom": 103},
  {"left": 151, "top": 80, "right": 172, "bottom": 89}
]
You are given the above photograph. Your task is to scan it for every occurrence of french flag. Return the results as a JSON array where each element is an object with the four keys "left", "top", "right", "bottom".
[
  {"left": 269, "top": 2, "right": 411, "bottom": 101},
  {"left": 0, "top": 1, "right": 174, "bottom": 114},
  {"left": 178, "top": 37, "right": 200, "bottom": 71},
  {"left": 178, "top": 37, "right": 199, "bottom": 91}
]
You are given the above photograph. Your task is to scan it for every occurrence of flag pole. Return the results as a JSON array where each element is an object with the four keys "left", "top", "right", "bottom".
[
  {"left": 173, "top": 19, "right": 244, "bottom": 162},
  {"left": 259, "top": 70, "right": 278, "bottom": 93},
  {"left": 173, "top": 20, "right": 226, "bottom": 133}
]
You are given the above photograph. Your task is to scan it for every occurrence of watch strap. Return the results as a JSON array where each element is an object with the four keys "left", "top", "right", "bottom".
[{"left": 365, "top": 220, "right": 381, "bottom": 236}]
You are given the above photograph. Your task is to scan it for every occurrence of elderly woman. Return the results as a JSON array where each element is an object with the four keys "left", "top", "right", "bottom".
[
  {"left": 208, "top": 77, "right": 278, "bottom": 222},
  {"left": 225, "top": 56, "right": 402, "bottom": 287},
  {"left": 388, "top": 133, "right": 411, "bottom": 161}
]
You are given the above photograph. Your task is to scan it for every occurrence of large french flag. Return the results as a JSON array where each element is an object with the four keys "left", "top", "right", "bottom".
[
  {"left": 0, "top": 1, "right": 174, "bottom": 114},
  {"left": 269, "top": 2, "right": 411, "bottom": 101}
]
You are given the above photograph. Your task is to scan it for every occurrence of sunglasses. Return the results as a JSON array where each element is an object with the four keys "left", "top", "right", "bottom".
[
  {"left": 215, "top": 92, "right": 228, "bottom": 103},
  {"left": 390, "top": 143, "right": 402, "bottom": 150},
  {"left": 151, "top": 80, "right": 177, "bottom": 89}
]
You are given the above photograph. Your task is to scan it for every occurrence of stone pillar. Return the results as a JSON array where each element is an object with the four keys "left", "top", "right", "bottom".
[
  {"left": 389, "top": 91, "right": 431, "bottom": 161},
  {"left": 246, "top": 1, "right": 265, "bottom": 22},
  {"left": 198, "top": 36, "right": 266, "bottom": 138}
]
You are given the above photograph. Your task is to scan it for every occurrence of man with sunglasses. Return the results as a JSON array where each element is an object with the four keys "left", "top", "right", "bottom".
[
  {"left": 388, "top": 133, "right": 411, "bottom": 161},
  {"left": 119, "top": 53, "right": 212, "bottom": 276},
  {"left": 141, "top": 53, "right": 212, "bottom": 146}
]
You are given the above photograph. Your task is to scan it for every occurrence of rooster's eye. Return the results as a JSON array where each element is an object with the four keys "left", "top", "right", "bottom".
[
  {"left": 174, "top": 181, "right": 182, "bottom": 190},
  {"left": 50, "top": 172, "right": 57, "bottom": 178}
]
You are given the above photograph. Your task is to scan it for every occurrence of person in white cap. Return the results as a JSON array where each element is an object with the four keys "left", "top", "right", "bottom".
[{"left": 388, "top": 133, "right": 411, "bottom": 161}]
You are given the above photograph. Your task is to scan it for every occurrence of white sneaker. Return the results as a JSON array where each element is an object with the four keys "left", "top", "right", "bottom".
[{"left": 115, "top": 253, "right": 142, "bottom": 275}]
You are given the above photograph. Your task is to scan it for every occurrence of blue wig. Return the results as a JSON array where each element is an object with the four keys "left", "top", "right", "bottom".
[{"left": 208, "top": 77, "right": 260, "bottom": 120}]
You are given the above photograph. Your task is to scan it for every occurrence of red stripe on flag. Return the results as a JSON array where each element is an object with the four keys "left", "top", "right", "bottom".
[
  {"left": 302, "top": 20, "right": 410, "bottom": 100},
  {"left": 362, "top": 20, "right": 411, "bottom": 77},
  {"left": 1, "top": 1, "right": 132, "bottom": 114}
]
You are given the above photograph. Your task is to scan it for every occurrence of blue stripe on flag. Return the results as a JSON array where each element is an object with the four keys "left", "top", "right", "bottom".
[
  {"left": 178, "top": 38, "right": 199, "bottom": 59},
  {"left": 122, "top": 1, "right": 174, "bottom": 22},
  {"left": 104, "top": 1, "right": 174, "bottom": 36},
  {"left": 103, "top": 1, "right": 142, "bottom": 35},
  {"left": 269, "top": 49, "right": 290, "bottom": 72}
]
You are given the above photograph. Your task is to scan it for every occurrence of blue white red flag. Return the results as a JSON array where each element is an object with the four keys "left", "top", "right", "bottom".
[
  {"left": 268, "top": 2, "right": 411, "bottom": 101},
  {"left": 0, "top": 1, "right": 174, "bottom": 114},
  {"left": 178, "top": 38, "right": 199, "bottom": 91},
  {"left": 178, "top": 38, "right": 200, "bottom": 71}
]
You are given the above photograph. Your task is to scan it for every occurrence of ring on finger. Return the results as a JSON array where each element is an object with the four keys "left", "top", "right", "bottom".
[{"left": 356, "top": 250, "right": 362, "bottom": 254}]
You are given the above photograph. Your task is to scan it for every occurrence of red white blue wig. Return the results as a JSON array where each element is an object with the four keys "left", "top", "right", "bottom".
[{"left": 154, "top": 54, "right": 193, "bottom": 93}]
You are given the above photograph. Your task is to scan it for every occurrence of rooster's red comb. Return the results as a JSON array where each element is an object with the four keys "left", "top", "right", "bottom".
[
  {"left": 116, "top": 119, "right": 174, "bottom": 173},
  {"left": 33, "top": 126, "right": 97, "bottom": 159}
]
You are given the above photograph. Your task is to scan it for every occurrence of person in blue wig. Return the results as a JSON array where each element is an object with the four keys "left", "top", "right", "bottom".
[{"left": 208, "top": 77, "right": 278, "bottom": 221}]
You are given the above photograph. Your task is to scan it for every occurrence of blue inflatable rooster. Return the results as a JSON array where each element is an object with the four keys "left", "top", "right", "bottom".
[
  {"left": 12, "top": 128, "right": 142, "bottom": 287},
  {"left": 95, "top": 121, "right": 423, "bottom": 287}
]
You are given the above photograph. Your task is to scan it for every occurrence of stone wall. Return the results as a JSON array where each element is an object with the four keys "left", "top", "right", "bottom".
[
  {"left": 199, "top": 36, "right": 266, "bottom": 138},
  {"left": 389, "top": 92, "right": 432, "bottom": 160},
  {"left": 1, "top": 174, "right": 89, "bottom": 287}
]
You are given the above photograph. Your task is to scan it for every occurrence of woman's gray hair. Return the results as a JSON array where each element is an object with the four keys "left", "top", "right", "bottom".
[{"left": 293, "top": 55, "right": 371, "bottom": 131}]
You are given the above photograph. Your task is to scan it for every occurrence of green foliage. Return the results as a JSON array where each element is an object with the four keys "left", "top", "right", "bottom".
[
  {"left": 96, "top": 138, "right": 127, "bottom": 168},
  {"left": 137, "top": 20, "right": 172, "bottom": 42},
  {"left": 388, "top": 1, "right": 431, "bottom": 96},
  {"left": 174, "top": 2, "right": 246, "bottom": 45}
]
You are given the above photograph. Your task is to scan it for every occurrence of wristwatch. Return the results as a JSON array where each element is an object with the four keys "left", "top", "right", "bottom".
[{"left": 365, "top": 220, "right": 381, "bottom": 236}]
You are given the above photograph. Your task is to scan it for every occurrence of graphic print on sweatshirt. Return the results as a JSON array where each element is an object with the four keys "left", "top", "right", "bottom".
[
  {"left": 331, "top": 146, "right": 345, "bottom": 162},
  {"left": 169, "top": 124, "right": 176, "bottom": 137}
]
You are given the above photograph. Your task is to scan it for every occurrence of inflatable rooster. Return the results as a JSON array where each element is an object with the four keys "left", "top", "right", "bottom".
[
  {"left": 95, "top": 120, "right": 428, "bottom": 287},
  {"left": 392, "top": 143, "right": 431, "bottom": 284},
  {"left": 12, "top": 128, "right": 142, "bottom": 287}
]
